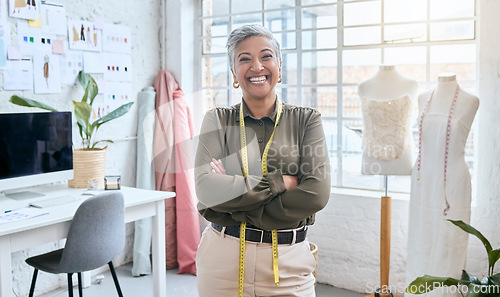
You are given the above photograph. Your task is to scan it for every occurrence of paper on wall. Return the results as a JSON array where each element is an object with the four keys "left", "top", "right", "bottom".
[
  {"left": 17, "top": 21, "right": 39, "bottom": 55},
  {"left": 52, "top": 39, "right": 65, "bottom": 54},
  {"left": 33, "top": 51, "right": 61, "bottom": 94},
  {"left": 7, "top": 45, "right": 22, "bottom": 60},
  {"left": 103, "top": 81, "right": 132, "bottom": 103},
  {"left": 102, "top": 23, "right": 131, "bottom": 54},
  {"left": 93, "top": 82, "right": 132, "bottom": 119},
  {"left": 41, "top": 2, "right": 67, "bottom": 36},
  {"left": 94, "top": 78, "right": 105, "bottom": 94},
  {"left": 90, "top": 94, "right": 105, "bottom": 120},
  {"left": 3, "top": 59, "right": 33, "bottom": 90},
  {"left": 83, "top": 51, "right": 103, "bottom": 73},
  {"left": 9, "top": 0, "right": 41, "bottom": 21},
  {"left": 91, "top": 82, "right": 131, "bottom": 121},
  {"left": 67, "top": 19, "right": 101, "bottom": 52},
  {"left": 0, "top": 25, "right": 9, "bottom": 68},
  {"left": 28, "top": 13, "right": 42, "bottom": 27},
  {"left": 17, "top": 21, "right": 55, "bottom": 56},
  {"left": 59, "top": 45, "right": 83, "bottom": 85},
  {"left": 93, "top": 16, "right": 104, "bottom": 30},
  {"left": 103, "top": 52, "right": 131, "bottom": 82}
]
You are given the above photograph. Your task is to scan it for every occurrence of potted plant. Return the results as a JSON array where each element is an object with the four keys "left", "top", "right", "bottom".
[
  {"left": 9, "top": 70, "right": 133, "bottom": 188},
  {"left": 406, "top": 219, "right": 500, "bottom": 297}
]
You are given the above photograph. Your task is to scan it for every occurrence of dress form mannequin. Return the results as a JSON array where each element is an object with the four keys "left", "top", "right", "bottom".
[
  {"left": 417, "top": 73, "right": 478, "bottom": 130},
  {"left": 358, "top": 65, "right": 418, "bottom": 175},
  {"left": 405, "top": 73, "right": 479, "bottom": 297}
]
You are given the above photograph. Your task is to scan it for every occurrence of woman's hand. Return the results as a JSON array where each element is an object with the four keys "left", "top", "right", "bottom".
[
  {"left": 282, "top": 175, "right": 298, "bottom": 190},
  {"left": 210, "top": 158, "right": 226, "bottom": 175}
]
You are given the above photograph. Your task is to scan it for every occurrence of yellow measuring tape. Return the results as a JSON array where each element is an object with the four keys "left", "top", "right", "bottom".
[{"left": 238, "top": 99, "right": 282, "bottom": 297}]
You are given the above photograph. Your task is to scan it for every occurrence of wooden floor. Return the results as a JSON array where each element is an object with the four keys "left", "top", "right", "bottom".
[{"left": 37, "top": 263, "right": 364, "bottom": 297}]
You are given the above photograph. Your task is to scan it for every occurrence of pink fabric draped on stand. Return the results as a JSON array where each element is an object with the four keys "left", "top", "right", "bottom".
[{"left": 153, "top": 69, "right": 200, "bottom": 275}]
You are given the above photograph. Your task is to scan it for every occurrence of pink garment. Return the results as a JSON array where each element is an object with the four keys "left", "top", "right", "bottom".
[{"left": 153, "top": 70, "right": 200, "bottom": 275}]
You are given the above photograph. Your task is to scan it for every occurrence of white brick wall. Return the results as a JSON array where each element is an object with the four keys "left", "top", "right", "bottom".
[{"left": 1, "top": 0, "right": 162, "bottom": 295}]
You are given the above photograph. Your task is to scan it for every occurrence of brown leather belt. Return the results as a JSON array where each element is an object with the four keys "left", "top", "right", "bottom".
[{"left": 211, "top": 223, "right": 307, "bottom": 244}]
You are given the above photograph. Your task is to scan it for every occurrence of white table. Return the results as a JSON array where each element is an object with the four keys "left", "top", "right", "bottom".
[{"left": 0, "top": 184, "right": 175, "bottom": 297}]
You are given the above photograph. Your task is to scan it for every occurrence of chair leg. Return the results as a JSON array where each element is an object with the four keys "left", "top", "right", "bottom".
[
  {"left": 108, "top": 261, "right": 123, "bottom": 297},
  {"left": 67, "top": 273, "right": 74, "bottom": 297},
  {"left": 77, "top": 272, "right": 83, "bottom": 297},
  {"left": 28, "top": 269, "right": 39, "bottom": 297}
]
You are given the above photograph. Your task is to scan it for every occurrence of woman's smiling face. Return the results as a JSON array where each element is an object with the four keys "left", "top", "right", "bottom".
[{"left": 231, "top": 35, "right": 281, "bottom": 102}]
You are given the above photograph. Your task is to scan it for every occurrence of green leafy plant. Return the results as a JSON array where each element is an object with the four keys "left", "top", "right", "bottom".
[
  {"left": 406, "top": 219, "right": 500, "bottom": 297},
  {"left": 9, "top": 71, "right": 133, "bottom": 150}
]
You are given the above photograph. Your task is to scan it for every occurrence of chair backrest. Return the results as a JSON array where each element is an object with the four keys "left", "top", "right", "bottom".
[{"left": 58, "top": 191, "right": 125, "bottom": 273}]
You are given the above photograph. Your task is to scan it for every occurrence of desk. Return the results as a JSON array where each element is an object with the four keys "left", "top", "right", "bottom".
[{"left": 0, "top": 184, "right": 175, "bottom": 297}]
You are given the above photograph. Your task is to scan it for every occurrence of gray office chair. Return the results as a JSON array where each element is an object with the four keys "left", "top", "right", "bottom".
[{"left": 25, "top": 192, "right": 125, "bottom": 297}]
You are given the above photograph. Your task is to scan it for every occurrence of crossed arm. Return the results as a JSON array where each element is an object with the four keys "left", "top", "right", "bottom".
[{"left": 209, "top": 158, "right": 299, "bottom": 190}]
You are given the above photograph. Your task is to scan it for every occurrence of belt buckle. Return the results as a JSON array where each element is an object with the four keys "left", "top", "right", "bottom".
[{"left": 247, "top": 227, "right": 264, "bottom": 244}]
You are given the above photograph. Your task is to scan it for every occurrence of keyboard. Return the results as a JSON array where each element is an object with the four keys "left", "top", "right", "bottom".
[{"left": 29, "top": 195, "right": 85, "bottom": 208}]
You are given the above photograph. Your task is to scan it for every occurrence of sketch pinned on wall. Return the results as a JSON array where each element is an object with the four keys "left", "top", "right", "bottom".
[
  {"left": 41, "top": 2, "right": 67, "bottom": 36},
  {"left": 67, "top": 20, "right": 101, "bottom": 52},
  {"left": 0, "top": 25, "right": 10, "bottom": 69},
  {"left": 3, "top": 58, "right": 33, "bottom": 90},
  {"left": 103, "top": 53, "right": 131, "bottom": 82},
  {"left": 102, "top": 23, "right": 131, "bottom": 54},
  {"left": 9, "top": 0, "right": 40, "bottom": 20},
  {"left": 60, "top": 45, "right": 83, "bottom": 85},
  {"left": 33, "top": 51, "right": 61, "bottom": 93}
]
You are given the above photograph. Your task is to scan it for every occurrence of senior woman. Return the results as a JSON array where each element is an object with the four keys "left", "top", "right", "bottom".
[{"left": 195, "top": 24, "right": 331, "bottom": 297}]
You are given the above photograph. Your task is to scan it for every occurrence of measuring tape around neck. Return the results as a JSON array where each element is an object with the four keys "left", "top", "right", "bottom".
[{"left": 238, "top": 99, "right": 282, "bottom": 297}]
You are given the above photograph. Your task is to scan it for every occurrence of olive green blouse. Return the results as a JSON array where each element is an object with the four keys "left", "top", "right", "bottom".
[{"left": 195, "top": 99, "right": 331, "bottom": 230}]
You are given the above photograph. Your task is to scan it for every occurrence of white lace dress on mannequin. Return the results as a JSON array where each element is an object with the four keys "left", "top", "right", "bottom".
[
  {"left": 361, "top": 95, "right": 412, "bottom": 162},
  {"left": 358, "top": 65, "right": 418, "bottom": 175},
  {"left": 405, "top": 77, "right": 479, "bottom": 297}
]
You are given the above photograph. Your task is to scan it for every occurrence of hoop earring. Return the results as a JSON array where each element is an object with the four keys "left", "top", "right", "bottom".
[
  {"left": 277, "top": 77, "right": 282, "bottom": 83},
  {"left": 233, "top": 82, "right": 239, "bottom": 89}
]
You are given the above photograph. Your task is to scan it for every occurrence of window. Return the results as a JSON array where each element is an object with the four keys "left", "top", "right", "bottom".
[{"left": 198, "top": 0, "right": 477, "bottom": 193}]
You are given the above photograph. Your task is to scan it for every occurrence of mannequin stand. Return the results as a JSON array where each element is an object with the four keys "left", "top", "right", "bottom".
[{"left": 366, "top": 176, "right": 393, "bottom": 297}]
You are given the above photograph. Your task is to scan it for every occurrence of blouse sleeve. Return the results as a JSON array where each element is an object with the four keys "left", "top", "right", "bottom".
[{"left": 195, "top": 110, "right": 287, "bottom": 213}]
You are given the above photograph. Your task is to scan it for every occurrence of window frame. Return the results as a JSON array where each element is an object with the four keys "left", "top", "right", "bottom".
[{"left": 197, "top": 0, "right": 478, "bottom": 193}]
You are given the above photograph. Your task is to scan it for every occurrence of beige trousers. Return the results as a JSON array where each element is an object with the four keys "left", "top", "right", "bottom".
[{"left": 196, "top": 225, "right": 316, "bottom": 297}]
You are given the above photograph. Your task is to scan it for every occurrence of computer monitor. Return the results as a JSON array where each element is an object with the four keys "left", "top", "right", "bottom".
[{"left": 0, "top": 111, "right": 73, "bottom": 198}]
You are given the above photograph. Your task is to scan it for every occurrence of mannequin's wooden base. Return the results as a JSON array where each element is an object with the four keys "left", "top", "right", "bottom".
[{"left": 365, "top": 195, "right": 393, "bottom": 297}]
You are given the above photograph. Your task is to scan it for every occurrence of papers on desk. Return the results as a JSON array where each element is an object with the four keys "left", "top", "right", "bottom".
[{"left": 0, "top": 207, "right": 49, "bottom": 225}]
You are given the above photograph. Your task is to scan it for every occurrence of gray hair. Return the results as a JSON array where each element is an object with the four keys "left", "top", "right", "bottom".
[{"left": 226, "top": 24, "right": 282, "bottom": 71}]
